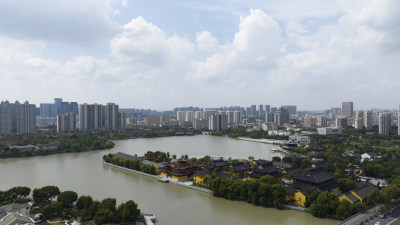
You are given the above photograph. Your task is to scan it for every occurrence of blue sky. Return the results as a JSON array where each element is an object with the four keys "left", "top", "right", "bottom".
[{"left": 0, "top": 0, "right": 399, "bottom": 110}]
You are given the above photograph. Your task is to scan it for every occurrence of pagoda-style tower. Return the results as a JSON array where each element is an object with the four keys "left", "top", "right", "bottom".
[{"left": 311, "top": 146, "right": 324, "bottom": 168}]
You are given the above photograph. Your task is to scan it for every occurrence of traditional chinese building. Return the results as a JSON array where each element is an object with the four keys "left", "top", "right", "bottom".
[{"left": 160, "top": 157, "right": 198, "bottom": 181}]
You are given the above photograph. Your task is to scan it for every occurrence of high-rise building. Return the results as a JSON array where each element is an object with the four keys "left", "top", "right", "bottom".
[
  {"left": 258, "top": 104, "right": 265, "bottom": 117},
  {"left": 185, "top": 111, "right": 194, "bottom": 123},
  {"left": 245, "top": 107, "right": 251, "bottom": 116},
  {"left": 105, "top": 103, "right": 122, "bottom": 130},
  {"left": 54, "top": 98, "right": 63, "bottom": 115},
  {"left": 274, "top": 107, "right": 289, "bottom": 125},
  {"left": 342, "top": 102, "right": 354, "bottom": 118},
  {"left": 0, "top": 100, "right": 36, "bottom": 135},
  {"left": 233, "top": 111, "right": 242, "bottom": 124},
  {"left": 317, "top": 115, "right": 327, "bottom": 127},
  {"left": 304, "top": 117, "right": 317, "bottom": 128},
  {"left": 251, "top": 105, "right": 257, "bottom": 116},
  {"left": 355, "top": 110, "right": 364, "bottom": 119},
  {"left": 266, "top": 112, "right": 275, "bottom": 122},
  {"left": 194, "top": 119, "right": 209, "bottom": 129},
  {"left": 40, "top": 103, "right": 57, "bottom": 117},
  {"left": 270, "top": 107, "right": 278, "bottom": 113},
  {"left": 79, "top": 103, "right": 125, "bottom": 131},
  {"left": 354, "top": 118, "right": 363, "bottom": 129},
  {"left": 127, "top": 117, "right": 137, "bottom": 125},
  {"left": 79, "top": 104, "right": 95, "bottom": 131},
  {"left": 364, "top": 111, "right": 372, "bottom": 130},
  {"left": 265, "top": 105, "right": 271, "bottom": 113},
  {"left": 335, "top": 116, "right": 347, "bottom": 127},
  {"left": 379, "top": 111, "right": 391, "bottom": 135},
  {"left": 209, "top": 114, "right": 228, "bottom": 131},
  {"left": 57, "top": 112, "right": 76, "bottom": 132},
  {"left": 227, "top": 111, "right": 235, "bottom": 124},
  {"left": 331, "top": 108, "right": 341, "bottom": 116},
  {"left": 177, "top": 111, "right": 185, "bottom": 123},
  {"left": 195, "top": 111, "right": 204, "bottom": 120},
  {"left": 283, "top": 105, "right": 297, "bottom": 115}
]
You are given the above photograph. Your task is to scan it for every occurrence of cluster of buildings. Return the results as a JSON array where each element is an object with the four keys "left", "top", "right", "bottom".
[
  {"left": 0, "top": 101, "right": 36, "bottom": 135},
  {"left": 111, "top": 145, "right": 378, "bottom": 209},
  {"left": 299, "top": 102, "right": 400, "bottom": 136},
  {"left": 0, "top": 202, "right": 39, "bottom": 225},
  {"left": 1, "top": 98, "right": 399, "bottom": 136}
]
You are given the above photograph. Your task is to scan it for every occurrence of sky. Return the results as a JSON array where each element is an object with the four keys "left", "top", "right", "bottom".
[{"left": 0, "top": 0, "right": 399, "bottom": 111}]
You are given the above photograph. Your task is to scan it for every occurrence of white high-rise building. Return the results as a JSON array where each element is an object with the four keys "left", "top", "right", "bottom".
[
  {"left": 79, "top": 103, "right": 125, "bottom": 131},
  {"left": 335, "top": 116, "right": 347, "bottom": 127},
  {"left": 364, "top": 111, "right": 372, "bottom": 130},
  {"left": 233, "top": 111, "right": 242, "bottom": 124},
  {"left": 195, "top": 111, "right": 204, "bottom": 120},
  {"left": 177, "top": 111, "right": 185, "bottom": 123},
  {"left": 379, "top": 111, "right": 391, "bottom": 135},
  {"left": 209, "top": 114, "right": 228, "bottom": 131},
  {"left": 304, "top": 117, "right": 317, "bottom": 128},
  {"left": 227, "top": 111, "right": 235, "bottom": 124},
  {"left": 57, "top": 112, "right": 76, "bottom": 132},
  {"left": 354, "top": 118, "right": 363, "bottom": 129},
  {"left": 317, "top": 115, "right": 327, "bottom": 127},
  {"left": 185, "top": 111, "right": 194, "bottom": 123},
  {"left": 0, "top": 100, "right": 36, "bottom": 135}
]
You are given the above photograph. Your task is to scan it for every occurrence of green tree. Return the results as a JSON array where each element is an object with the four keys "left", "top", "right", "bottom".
[
  {"left": 41, "top": 202, "right": 63, "bottom": 220},
  {"left": 336, "top": 199, "right": 351, "bottom": 218},
  {"left": 100, "top": 198, "right": 116, "bottom": 212},
  {"left": 282, "top": 156, "right": 292, "bottom": 164},
  {"left": 260, "top": 175, "right": 276, "bottom": 185},
  {"left": 93, "top": 208, "right": 116, "bottom": 225},
  {"left": 310, "top": 192, "right": 339, "bottom": 217},
  {"left": 117, "top": 200, "right": 140, "bottom": 222},
  {"left": 57, "top": 191, "right": 78, "bottom": 208},
  {"left": 33, "top": 186, "right": 60, "bottom": 203},
  {"left": 272, "top": 156, "right": 281, "bottom": 162},
  {"left": 77, "top": 195, "right": 93, "bottom": 210},
  {"left": 6, "top": 186, "right": 31, "bottom": 201}
]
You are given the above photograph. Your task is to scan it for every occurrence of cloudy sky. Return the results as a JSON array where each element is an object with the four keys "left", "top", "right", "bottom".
[{"left": 0, "top": 0, "right": 399, "bottom": 110}]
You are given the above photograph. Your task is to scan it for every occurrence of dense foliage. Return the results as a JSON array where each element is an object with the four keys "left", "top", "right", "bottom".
[
  {"left": 0, "top": 185, "right": 141, "bottom": 224},
  {"left": 210, "top": 177, "right": 286, "bottom": 209},
  {"left": 103, "top": 153, "right": 156, "bottom": 175},
  {"left": 210, "top": 127, "right": 289, "bottom": 140}
]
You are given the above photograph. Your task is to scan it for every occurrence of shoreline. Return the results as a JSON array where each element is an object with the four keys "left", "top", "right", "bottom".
[
  {"left": 102, "top": 162, "right": 213, "bottom": 194},
  {"left": 236, "top": 137, "right": 286, "bottom": 145}
]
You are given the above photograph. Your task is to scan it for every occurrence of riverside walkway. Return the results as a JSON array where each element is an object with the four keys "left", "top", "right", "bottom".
[
  {"left": 237, "top": 137, "right": 285, "bottom": 145},
  {"left": 102, "top": 162, "right": 213, "bottom": 194}
]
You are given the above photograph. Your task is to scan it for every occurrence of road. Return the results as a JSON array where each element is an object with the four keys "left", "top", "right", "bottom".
[
  {"left": 339, "top": 204, "right": 384, "bottom": 225},
  {"left": 365, "top": 205, "right": 400, "bottom": 225}
]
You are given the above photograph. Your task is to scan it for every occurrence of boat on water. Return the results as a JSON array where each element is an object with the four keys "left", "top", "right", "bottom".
[{"left": 157, "top": 177, "right": 169, "bottom": 183}]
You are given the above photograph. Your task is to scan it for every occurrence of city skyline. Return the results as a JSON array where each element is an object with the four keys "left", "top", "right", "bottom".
[{"left": 0, "top": 1, "right": 399, "bottom": 109}]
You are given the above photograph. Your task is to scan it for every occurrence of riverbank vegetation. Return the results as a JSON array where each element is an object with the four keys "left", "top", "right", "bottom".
[
  {"left": 210, "top": 127, "right": 288, "bottom": 140},
  {"left": 210, "top": 176, "right": 286, "bottom": 209},
  {"left": 1, "top": 185, "right": 141, "bottom": 225},
  {"left": 0, "top": 129, "right": 196, "bottom": 159}
]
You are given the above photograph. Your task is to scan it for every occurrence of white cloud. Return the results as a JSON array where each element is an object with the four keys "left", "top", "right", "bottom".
[
  {"left": 110, "top": 17, "right": 194, "bottom": 68},
  {"left": 196, "top": 31, "right": 219, "bottom": 52},
  {"left": 0, "top": 0, "right": 119, "bottom": 45},
  {"left": 0, "top": 1, "right": 399, "bottom": 109},
  {"left": 190, "top": 9, "right": 283, "bottom": 81}
]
